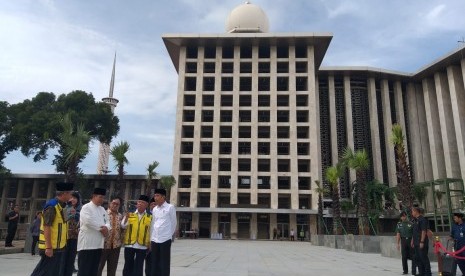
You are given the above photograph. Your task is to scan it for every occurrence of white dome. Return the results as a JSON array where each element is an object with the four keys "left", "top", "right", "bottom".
[{"left": 225, "top": 1, "right": 269, "bottom": 33}]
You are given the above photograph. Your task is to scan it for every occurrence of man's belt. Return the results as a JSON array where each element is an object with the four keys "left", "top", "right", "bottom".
[{"left": 401, "top": 237, "right": 411, "bottom": 239}]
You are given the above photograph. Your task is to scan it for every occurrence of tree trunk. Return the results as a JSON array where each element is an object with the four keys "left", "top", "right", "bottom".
[
  {"left": 357, "top": 170, "right": 370, "bottom": 235},
  {"left": 332, "top": 189, "right": 342, "bottom": 235}
]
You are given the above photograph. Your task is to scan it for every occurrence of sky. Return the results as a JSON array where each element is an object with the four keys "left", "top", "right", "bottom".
[{"left": 1, "top": 0, "right": 464, "bottom": 176}]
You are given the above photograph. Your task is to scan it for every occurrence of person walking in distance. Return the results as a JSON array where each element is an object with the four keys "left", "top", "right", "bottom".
[
  {"left": 77, "top": 187, "right": 110, "bottom": 276},
  {"left": 150, "top": 189, "right": 177, "bottom": 276},
  {"left": 122, "top": 195, "right": 152, "bottom": 276},
  {"left": 396, "top": 211, "right": 416, "bottom": 275},
  {"left": 450, "top": 212, "right": 465, "bottom": 275},
  {"left": 5, "top": 205, "right": 20, "bottom": 247},
  {"left": 30, "top": 212, "right": 42, "bottom": 255},
  {"left": 31, "top": 182, "right": 74, "bottom": 276},
  {"left": 97, "top": 197, "right": 124, "bottom": 276},
  {"left": 411, "top": 207, "right": 431, "bottom": 276}
]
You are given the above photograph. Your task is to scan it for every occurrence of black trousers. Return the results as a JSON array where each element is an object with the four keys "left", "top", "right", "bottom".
[
  {"left": 400, "top": 238, "right": 416, "bottom": 274},
  {"left": 150, "top": 240, "right": 172, "bottom": 276},
  {"left": 31, "top": 250, "right": 63, "bottom": 276},
  {"left": 5, "top": 225, "right": 17, "bottom": 246},
  {"left": 31, "top": 236, "right": 39, "bottom": 255},
  {"left": 60, "top": 238, "right": 78, "bottom": 276},
  {"left": 97, "top": 247, "right": 121, "bottom": 276},
  {"left": 78, "top": 249, "right": 102, "bottom": 276},
  {"left": 145, "top": 251, "right": 152, "bottom": 276},
  {"left": 456, "top": 249, "right": 465, "bottom": 275},
  {"left": 123, "top": 247, "right": 147, "bottom": 276},
  {"left": 414, "top": 244, "right": 431, "bottom": 276}
]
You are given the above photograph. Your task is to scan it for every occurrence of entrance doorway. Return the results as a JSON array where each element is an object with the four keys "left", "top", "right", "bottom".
[
  {"left": 219, "top": 213, "right": 231, "bottom": 239},
  {"left": 257, "top": 214, "right": 269, "bottom": 239},
  {"left": 237, "top": 213, "right": 250, "bottom": 239},
  {"left": 277, "top": 213, "right": 290, "bottom": 240}
]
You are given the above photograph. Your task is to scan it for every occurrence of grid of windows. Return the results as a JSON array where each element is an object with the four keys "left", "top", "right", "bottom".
[{"left": 177, "top": 43, "right": 314, "bottom": 212}]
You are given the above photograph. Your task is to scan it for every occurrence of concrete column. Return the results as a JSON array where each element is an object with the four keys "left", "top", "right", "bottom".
[
  {"left": 251, "top": 213, "right": 258, "bottom": 239},
  {"left": 344, "top": 76, "right": 356, "bottom": 183},
  {"left": 310, "top": 214, "right": 318, "bottom": 237},
  {"left": 47, "top": 180, "right": 55, "bottom": 199},
  {"left": 270, "top": 213, "right": 277, "bottom": 240},
  {"left": 0, "top": 179, "right": 9, "bottom": 220},
  {"left": 109, "top": 181, "right": 115, "bottom": 199},
  {"left": 16, "top": 179, "right": 24, "bottom": 206},
  {"left": 269, "top": 45, "right": 278, "bottom": 209},
  {"left": 307, "top": 46, "right": 321, "bottom": 210},
  {"left": 230, "top": 213, "right": 238, "bottom": 240},
  {"left": 124, "top": 181, "right": 130, "bottom": 206},
  {"left": 289, "top": 213, "right": 297, "bottom": 239},
  {"left": 29, "top": 179, "right": 40, "bottom": 220},
  {"left": 405, "top": 83, "right": 433, "bottom": 182},
  {"left": 288, "top": 46, "right": 299, "bottom": 210},
  {"left": 170, "top": 46, "right": 187, "bottom": 206},
  {"left": 381, "top": 80, "right": 396, "bottom": 186},
  {"left": 435, "top": 72, "right": 461, "bottom": 178},
  {"left": 368, "top": 78, "right": 383, "bottom": 180},
  {"left": 447, "top": 64, "right": 465, "bottom": 179},
  {"left": 393, "top": 81, "right": 409, "bottom": 159},
  {"left": 191, "top": 212, "right": 199, "bottom": 232},
  {"left": 329, "top": 75, "right": 338, "bottom": 165},
  {"left": 211, "top": 213, "right": 219, "bottom": 236},
  {"left": 422, "top": 78, "right": 446, "bottom": 179}
]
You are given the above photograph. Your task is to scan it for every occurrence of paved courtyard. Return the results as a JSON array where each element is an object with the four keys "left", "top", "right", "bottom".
[{"left": 0, "top": 239, "right": 438, "bottom": 275}]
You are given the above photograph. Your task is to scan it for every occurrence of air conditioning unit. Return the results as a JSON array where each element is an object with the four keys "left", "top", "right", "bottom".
[
  {"left": 241, "top": 178, "right": 250, "bottom": 185},
  {"left": 257, "top": 178, "right": 263, "bottom": 185}
]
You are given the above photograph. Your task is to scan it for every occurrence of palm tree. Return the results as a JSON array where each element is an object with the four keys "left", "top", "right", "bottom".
[
  {"left": 390, "top": 124, "right": 414, "bottom": 210},
  {"left": 59, "top": 114, "right": 90, "bottom": 183},
  {"left": 145, "top": 161, "right": 159, "bottom": 196},
  {"left": 340, "top": 200, "right": 354, "bottom": 232},
  {"left": 325, "top": 164, "right": 343, "bottom": 235},
  {"left": 342, "top": 147, "right": 370, "bottom": 235},
  {"left": 314, "top": 180, "right": 329, "bottom": 234},
  {"left": 159, "top": 175, "right": 176, "bottom": 201},
  {"left": 110, "top": 141, "right": 130, "bottom": 198}
]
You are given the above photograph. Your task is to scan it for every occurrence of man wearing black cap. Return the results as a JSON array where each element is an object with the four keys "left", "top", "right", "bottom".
[
  {"left": 411, "top": 207, "right": 431, "bottom": 276},
  {"left": 122, "top": 195, "right": 152, "bottom": 276},
  {"left": 77, "top": 187, "right": 110, "bottom": 276},
  {"left": 31, "top": 181, "right": 74, "bottom": 276},
  {"left": 450, "top": 212, "right": 465, "bottom": 274},
  {"left": 150, "top": 189, "right": 177, "bottom": 276}
]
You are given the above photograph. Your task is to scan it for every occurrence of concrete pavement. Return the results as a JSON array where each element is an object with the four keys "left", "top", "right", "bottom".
[{"left": 0, "top": 239, "right": 439, "bottom": 275}]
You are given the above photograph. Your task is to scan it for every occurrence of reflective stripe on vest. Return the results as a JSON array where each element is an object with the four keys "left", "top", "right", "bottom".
[{"left": 123, "top": 213, "right": 152, "bottom": 246}]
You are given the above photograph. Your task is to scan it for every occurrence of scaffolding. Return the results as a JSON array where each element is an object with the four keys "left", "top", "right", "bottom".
[{"left": 414, "top": 178, "right": 464, "bottom": 233}]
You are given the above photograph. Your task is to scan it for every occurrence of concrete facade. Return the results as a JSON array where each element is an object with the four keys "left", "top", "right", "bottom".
[{"left": 163, "top": 2, "right": 465, "bottom": 238}]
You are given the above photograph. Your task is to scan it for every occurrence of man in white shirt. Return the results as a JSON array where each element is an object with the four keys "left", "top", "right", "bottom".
[
  {"left": 77, "top": 187, "right": 110, "bottom": 276},
  {"left": 121, "top": 195, "right": 152, "bottom": 276},
  {"left": 150, "top": 189, "right": 176, "bottom": 276}
]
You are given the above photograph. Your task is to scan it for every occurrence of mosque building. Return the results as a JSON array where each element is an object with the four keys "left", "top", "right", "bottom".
[{"left": 164, "top": 1, "right": 465, "bottom": 239}]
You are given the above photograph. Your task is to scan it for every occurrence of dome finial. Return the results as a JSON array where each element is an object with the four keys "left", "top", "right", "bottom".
[{"left": 225, "top": 2, "right": 269, "bottom": 33}]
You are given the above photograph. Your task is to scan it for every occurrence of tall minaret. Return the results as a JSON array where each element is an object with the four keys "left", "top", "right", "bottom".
[{"left": 97, "top": 53, "right": 119, "bottom": 174}]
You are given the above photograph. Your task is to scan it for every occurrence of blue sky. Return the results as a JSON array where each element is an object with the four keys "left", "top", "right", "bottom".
[{"left": 1, "top": 0, "right": 464, "bottom": 175}]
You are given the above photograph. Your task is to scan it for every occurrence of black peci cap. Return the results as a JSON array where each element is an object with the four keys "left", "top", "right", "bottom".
[
  {"left": 56, "top": 182, "right": 74, "bottom": 192},
  {"left": 138, "top": 195, "right": 150, "bottom": 203},
  {"left": 93, "top": 187, "right": 106, "bottom": 196},
  {"left": 154, "top": 189, "right": 167, "bottom": 196}
]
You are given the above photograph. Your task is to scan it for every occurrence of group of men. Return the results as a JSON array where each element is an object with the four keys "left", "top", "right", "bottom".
[
  {"left": 30, "top": 182, "right": 177, "bottom": 276},
  {"left": 396, "top": 206, "right": 465, "bottom": 276},
  {"left": 396, "top": 206, "right": 431, "bottom": 276}
]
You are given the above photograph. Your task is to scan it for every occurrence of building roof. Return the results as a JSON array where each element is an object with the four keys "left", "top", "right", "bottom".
[{"left": 163, "top": 32, "right": 333, "bottom": 73}]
